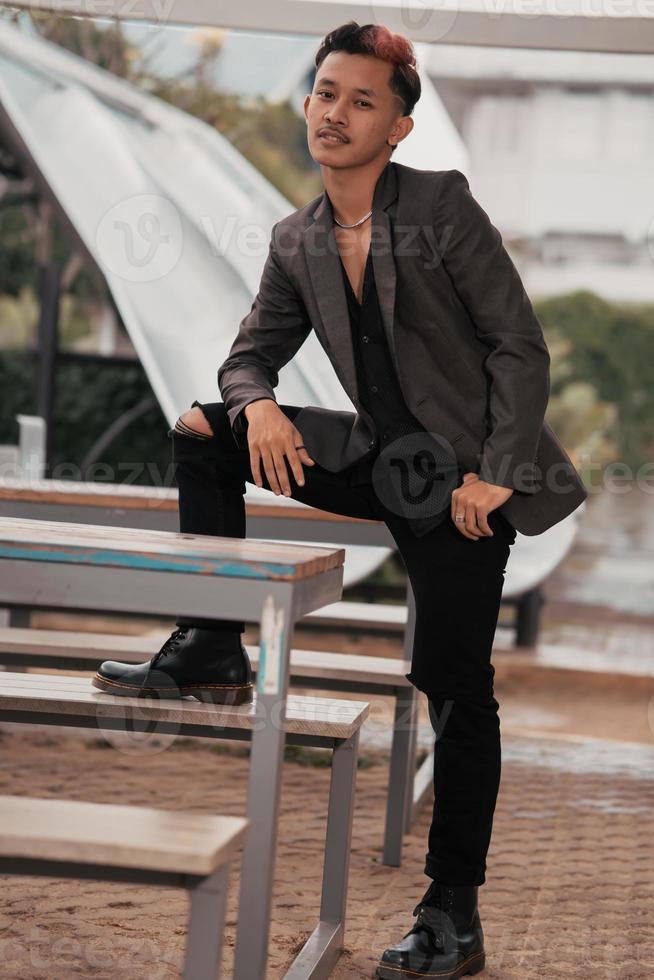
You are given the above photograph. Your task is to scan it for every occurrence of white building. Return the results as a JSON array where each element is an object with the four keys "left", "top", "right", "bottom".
[{"left": 424, "top": 45, "right": 654, "bottom": 303}]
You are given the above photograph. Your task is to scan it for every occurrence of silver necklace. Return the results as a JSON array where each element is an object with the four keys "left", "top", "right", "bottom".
[{"left": 333, "top": 209, "right": 373, "bottom": 229}]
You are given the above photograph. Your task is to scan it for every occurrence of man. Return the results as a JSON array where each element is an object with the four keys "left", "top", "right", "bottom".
[{"left": 94, "top": 20, "right": 586, "bottom": 979}]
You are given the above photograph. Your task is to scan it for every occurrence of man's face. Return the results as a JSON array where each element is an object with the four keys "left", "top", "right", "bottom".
[{"left": 304, "top": 51, "right": 409, "bottom": 168}]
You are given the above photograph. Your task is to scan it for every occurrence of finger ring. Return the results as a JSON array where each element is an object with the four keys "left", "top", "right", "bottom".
[
  {"left": 455, "top": 515, "right": 465, "bottom": 523},
  {"left": 295, "top": 445, "right": 306, "bottom": 450}
]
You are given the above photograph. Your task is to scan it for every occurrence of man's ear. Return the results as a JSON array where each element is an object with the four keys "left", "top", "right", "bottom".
[
  {"left": 390, "top": 114, "right": 414, "bottom": 148},
  {"left": 303, "top": 93, "right": 311, "bottom": 121}
]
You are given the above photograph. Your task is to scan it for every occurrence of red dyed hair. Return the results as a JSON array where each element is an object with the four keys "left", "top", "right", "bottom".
[{"left": 362, "top": 23, "right": 416, "bottom": 71}]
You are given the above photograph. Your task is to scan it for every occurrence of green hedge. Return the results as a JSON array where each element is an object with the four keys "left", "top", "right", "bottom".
[
  {"left": 536, "top": 290, "right": 654, "bottom": 470},
  {"left": 0, "top": 351, "right": 171, "bottom": 486}
]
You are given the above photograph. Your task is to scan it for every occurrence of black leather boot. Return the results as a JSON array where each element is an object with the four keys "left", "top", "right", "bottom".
[
  {"left": 92, "top": 627, "right": 254, "bottom": 705},
  {"left": 376, "top": 879, "right": 485, "bottom": 979}
]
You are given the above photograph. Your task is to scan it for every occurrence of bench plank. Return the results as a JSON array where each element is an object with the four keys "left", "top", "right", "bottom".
[
  {"left": 0, "top": 517, "right": 344, "bottom": 580},
  {"left": 0, "top": 672, "right": 369, "bottom": 739},
  {"left": 0, "top": 478, "right": 381, "bottom": 525},
  {"left": 305, "top": 600, "right": 408, "bottom": 628},
  {"left": 0, "top": 794, "right": 248, "bottom": 876},
  {"left": 0, "top": 478, "right": 179, "bottom": 511},
  {"left": 0, "top": 628, "right": 412, "bottom": 686}
]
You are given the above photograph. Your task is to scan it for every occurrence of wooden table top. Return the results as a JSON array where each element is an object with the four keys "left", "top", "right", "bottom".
[{"left": 0, "top": 517, "right": 345, "bottom": 580}]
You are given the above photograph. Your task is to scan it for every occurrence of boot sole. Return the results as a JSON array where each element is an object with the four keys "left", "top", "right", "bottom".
[
  {"left": 91, "top": 674, "right": 254, "bottom": 706},
  {"left": 375, "top": 949, "right": 485, "bottom": 979}
]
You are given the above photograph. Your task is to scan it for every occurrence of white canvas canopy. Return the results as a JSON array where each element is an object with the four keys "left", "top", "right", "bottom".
[{"left": 0, "top": 20, "right": 399, "bottom": 581}]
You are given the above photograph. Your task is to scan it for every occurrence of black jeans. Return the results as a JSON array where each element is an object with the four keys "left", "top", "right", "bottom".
[{"left": 169, "top": 400, "right": 517, "bottom": 887}]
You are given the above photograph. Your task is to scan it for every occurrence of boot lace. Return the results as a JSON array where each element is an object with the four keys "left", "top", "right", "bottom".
[
  {"left": 140, "top": 627, "right": 190, "bottom": 691},
  {"left": 407, "top": 885, "right": 455, "bottom": 950}
]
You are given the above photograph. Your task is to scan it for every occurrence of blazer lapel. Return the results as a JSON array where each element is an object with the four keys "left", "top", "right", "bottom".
[{"left": 304, "top": 160, "right": 400, "bottom": 401}]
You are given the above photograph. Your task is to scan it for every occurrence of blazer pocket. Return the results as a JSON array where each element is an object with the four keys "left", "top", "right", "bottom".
[{"left": 415, "top": 396, "right": 465, "bottom": 446}]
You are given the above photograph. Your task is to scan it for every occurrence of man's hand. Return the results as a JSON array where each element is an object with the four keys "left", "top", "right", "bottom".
[
  {"left": 244, "top": 399, "right": 315, "bottom": 495},
  {"left": 451, "top": 472, "right": 513, "bottom": 540}
]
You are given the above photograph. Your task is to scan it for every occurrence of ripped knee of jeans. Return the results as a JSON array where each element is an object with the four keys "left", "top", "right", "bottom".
[{"left": 172, "top": 405, "right": 214, "bottom": 441}]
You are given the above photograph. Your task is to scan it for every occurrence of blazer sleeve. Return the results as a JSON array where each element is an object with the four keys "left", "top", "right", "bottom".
[
  {"left": 217, "top": 220, "right": 313, "bottom": 443},
  {"left": 432, "top": 169, "right": 550, "bottom": 493}
]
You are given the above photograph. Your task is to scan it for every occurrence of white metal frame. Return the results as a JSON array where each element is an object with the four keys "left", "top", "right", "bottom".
[{"left": 2, "top": 1, "right": 654, "bottom": 54}]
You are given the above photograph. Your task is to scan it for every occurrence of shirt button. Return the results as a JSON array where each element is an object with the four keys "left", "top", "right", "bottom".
[
  {"left": 371, "top": 385, "right": 379, "bottom": 393},
  {"left": 368, "top": 439, "right": 376, "bottom": 450},
  {"left": 362, "top": 335, "right": 370, "bottom": 343},
  {"left": 382, "top": 431, "right": 389, "bottom": 440}
]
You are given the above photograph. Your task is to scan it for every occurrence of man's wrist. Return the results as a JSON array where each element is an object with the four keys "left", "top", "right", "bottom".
[{"left": 244, "top": 398, "right": 276, "bottom": 421}]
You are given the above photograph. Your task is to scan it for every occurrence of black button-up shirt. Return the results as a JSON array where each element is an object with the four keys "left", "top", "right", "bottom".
[{"left": 339, "top": 247, "right": 456, "bottom": 537}]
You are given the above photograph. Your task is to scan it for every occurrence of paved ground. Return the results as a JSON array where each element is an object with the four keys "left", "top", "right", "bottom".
[
  {"left": 0, "top": 710, "right": 652, "bottom": 978},
  {"left": 1, "top": 487, "right": 653, "bottom": 977}
]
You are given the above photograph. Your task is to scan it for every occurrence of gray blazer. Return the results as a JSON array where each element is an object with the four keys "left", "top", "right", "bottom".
[{"left": 218, "top": 161, "right": 587, "bottom": 536}]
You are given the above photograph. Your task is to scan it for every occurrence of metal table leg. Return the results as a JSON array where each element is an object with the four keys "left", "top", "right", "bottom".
[
  {"left": 233, "top": 589, "right": 295, "bottom": 980},
  {"left": 383, "top": 686, "right": 415, "bottom": 866},
  {"left": 401, "top": 585, "right": 418, "bottom": 834},
  {"left": 285, "top": 730, "right": 360, "bottom": 980},
  {"left": 516, "top": 586, "right": 543, "bottom": 647},
  {"left": 183, "top": 864, "right": 231, "bottom": 980}
]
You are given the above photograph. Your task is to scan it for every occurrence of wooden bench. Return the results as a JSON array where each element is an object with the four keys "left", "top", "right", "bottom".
[
  {"left": 0, "top": 625, "right": 413, "bottom": 866},
  {"left": 0, "top": 516, "right": 364, "bottom": 980},
  {"left": 0, "top": 794, "right": 248, "bottom": 979},
  {"left": 0, "top": 670, "right": 368, "bottom": 979}
]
